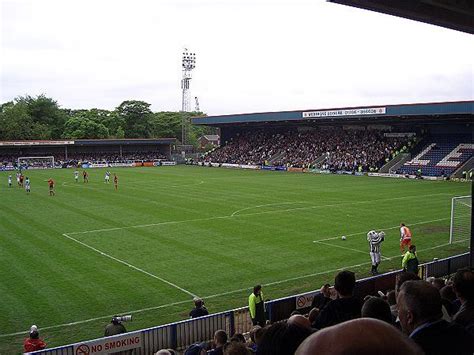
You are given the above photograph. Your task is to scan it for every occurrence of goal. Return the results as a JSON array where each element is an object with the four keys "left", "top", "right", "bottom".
[
  {"left": 449, "top": 195, "right": 472, "bottom": 244},
  {"left": 17, "top": 156, "right": 55, "bottom": 169}
]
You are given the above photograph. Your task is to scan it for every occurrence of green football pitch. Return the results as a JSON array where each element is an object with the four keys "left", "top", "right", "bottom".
[{"left": 0, "top": 166, "right": 470, "bottom": 352}]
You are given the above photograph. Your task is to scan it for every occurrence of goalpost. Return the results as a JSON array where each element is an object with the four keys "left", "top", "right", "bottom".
[
  {"left": 17, "top": 156, "right": 55, "bottom": 169},
  {"left": 450, "top": 195, "right": 472, "bottom": 244}
]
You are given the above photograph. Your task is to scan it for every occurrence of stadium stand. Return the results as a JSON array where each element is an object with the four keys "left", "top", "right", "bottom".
[
  {"left": 201, "top": 128, "right": 411, "bottom": 172},
  {"left": 397, "top": 134, "right": 473, "bottom": 177}
]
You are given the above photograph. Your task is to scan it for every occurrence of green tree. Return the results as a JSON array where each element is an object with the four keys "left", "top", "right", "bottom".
[
  {"left": 63, "top": 117, "right": 109, "bottom": 139},
  {"left": 148, "top": 111, "right": 182, "bottom": 138},
  {"left": 17, "top": 95, "right": 67, "bottom": 139},
  {"left": 115, "top": 100, "right": 152, "bottom": 138}
]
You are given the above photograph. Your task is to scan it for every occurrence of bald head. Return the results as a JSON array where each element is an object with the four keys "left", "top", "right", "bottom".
[
  {"left": 288, "top": 314, "right": 312, "bottom": 330},
  {"left": 295, "top": 318, "right": 422, "bottom": 355}
]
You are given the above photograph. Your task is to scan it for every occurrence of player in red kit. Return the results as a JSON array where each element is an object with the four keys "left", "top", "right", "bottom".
[
  {"left": 400, "top": 223, "right": 412, "bottom": 253},
  {"left": 113, "top": 174, "right": 118, "bottom": 190},
  {"left": 48, "top": 178, "right": 55, "bottom": 196},
  {"left": 83, "top": 170, "right": 89, "bottom": 183}
]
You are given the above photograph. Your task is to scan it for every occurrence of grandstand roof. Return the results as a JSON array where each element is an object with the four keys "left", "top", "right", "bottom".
[
  {"left": 328, "top": 0, "right": 474, "bottom": 34},
  {"left": 0, "top": 138, "right": 176, "bottom": 147},
  {"left": 192, "top": 101, "right": 473, "bottom": 126}
]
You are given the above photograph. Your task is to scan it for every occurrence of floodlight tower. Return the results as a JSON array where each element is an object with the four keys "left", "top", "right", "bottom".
[{"left": 181, "top": 49, "right": 196, "bottom": 145}]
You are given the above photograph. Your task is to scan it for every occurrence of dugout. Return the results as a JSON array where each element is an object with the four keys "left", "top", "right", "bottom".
[{"left": 0, "top": 138, "right": 176, "bottom": 162}]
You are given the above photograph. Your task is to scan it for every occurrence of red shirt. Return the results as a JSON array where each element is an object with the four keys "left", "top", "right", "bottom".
[
  {"left": 48, "top": 179, "right": 54, "bottom": 188},
  {"left": 24, "top": 337, "right": 47, "bottom": 352}
]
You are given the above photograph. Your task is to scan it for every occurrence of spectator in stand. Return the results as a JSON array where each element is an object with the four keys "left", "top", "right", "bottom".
[
  {"left": 224, "top": 342, "right": 251, "bottom": 355},
  {"left": 208, "top": 330, "right": 228, "bottom": 355},
  {"left": 295, "top": 318, "right": 423, "bottom": 355},
  {"left": 440, "top": 284, "right": 460, "bottom": 317},
  {"left": 386, "top": 290, "right": 398, "bottom": 319},
  {"left": 311, "top": 284, "right": 331, "bottom": 311},
  {"left": 312, "top": 271, "right": 361, "bottom": 329},
  {"left": 397, "top": 280, "right": 473, "bottom": 355},
  {"left": 229, "top": 333, "right": 246, "bottom": 343},
  {"left": 257, "top": 320, "right": 312, "bottom": 355},
  {"left": 247, "top": 325, "right": 264, "bottom": 353},
  {"left": 189, "top": 297, "right": 209, "bottom": 318},
  {"left": 361, "top": 296, "right": 393, "bottom": 324},
  {"left": 249, "top": 285, "right": 266, "bottom": 327},
  {"left": 155, "top": 350, "right": 177, "bottom": 355},
  {"left": 452, "top": 268, "right": 474, "bottom": 334},
  {"left": 23, "top": 325, "right": 47, "bottom": 352},
  {"left": 287, "top": 314, "right": 313, "bottom": 331},
  {"left": 184, "top": 343, "right": 207, "bottom": 355}
]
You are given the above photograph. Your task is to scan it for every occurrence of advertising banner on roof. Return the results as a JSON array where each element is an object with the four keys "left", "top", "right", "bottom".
[
  {"left": 0, "top": 140, "right": 74, "bottom": 146},
  {"left": 302, "top": 107, "right": 386, "bottom": 119}
]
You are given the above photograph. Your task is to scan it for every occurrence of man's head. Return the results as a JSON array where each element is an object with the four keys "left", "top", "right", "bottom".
[
  {"left": 452, "top": 268, "right": 474, "bottom": 302},
  {"left": 223, "top": 341, "right": 251, "bottom": 355},
  {"left": 397, "top": 280, "right": 443, "bottom": 335},
  {"left": 253, "top": 285, "right": 262, "bottom": 296},
  {"left": 409, "top": 245, "right": 416, "bottom": 253},
  {"left": 295, "top": 318, "right": 422, "bottom": 355},
  {"left": 431, "top": 278, "right": 445, "bottom": 290},
  {"left": 29, "top": 330, "right": 40, "bottom": 339},
  {"left": 400, "top": 223, "right": 405, "bottom": 227},
  {"left": 214, "top": 329, "right": 228, "bottom": 347},
  {"left": 334, "top": 271, "right": 356, "bottom": 297},
  {"left": 361, "top": 297, "right": 392, "bottom": 324},
  {"left": 287, "top": 314, "right": 312, "bottom": 330},
  {"left": 257, "top": 321, "right": 312, "bottom": 355},
  {"left": 193, "top": 297, "right": 204, "bottom": 308}
]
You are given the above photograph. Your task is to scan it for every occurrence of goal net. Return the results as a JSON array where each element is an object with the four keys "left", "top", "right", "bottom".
[
  {"left": 450, "top": 195, "right": 472, "bottom": 244},
  {"left": 17, "top": 156, "right": 55, "bottom": 169}
]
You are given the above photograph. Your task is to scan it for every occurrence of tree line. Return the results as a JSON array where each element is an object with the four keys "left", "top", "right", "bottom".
[{"left": 0, "top": 95, "right": 215, "bottom": 146}]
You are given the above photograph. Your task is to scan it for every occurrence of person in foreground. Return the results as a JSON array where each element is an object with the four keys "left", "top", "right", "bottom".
[{"left": 397, "top": 280, "right": 473, "bottom": 355}]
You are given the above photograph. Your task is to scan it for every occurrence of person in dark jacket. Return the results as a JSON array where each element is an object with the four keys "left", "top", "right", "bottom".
[
  {"left": 397, "top": 280, "right": 473, "bottom": 355},
  {"left": 189, "top": 297, "right": 209, "bottom": 318},
  {"left": 104, "top": 316, "right": 127, "bottom": 337},
  {"left": 312, "top": 271, "right": 361, "bottom": 329}
]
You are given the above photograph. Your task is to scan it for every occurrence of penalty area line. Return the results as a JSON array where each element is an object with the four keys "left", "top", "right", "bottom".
[{"left": 61, "top": 233, "right": 197, "bottom": 299}]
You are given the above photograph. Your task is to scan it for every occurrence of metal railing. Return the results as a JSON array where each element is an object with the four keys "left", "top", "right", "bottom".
[{"left": 29, "top": 252, "right": 470, "bottom": 355}]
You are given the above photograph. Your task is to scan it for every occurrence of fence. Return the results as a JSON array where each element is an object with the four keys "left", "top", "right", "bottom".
[{"left": 28, "top": 252, "right": 470, "bottom": 355}]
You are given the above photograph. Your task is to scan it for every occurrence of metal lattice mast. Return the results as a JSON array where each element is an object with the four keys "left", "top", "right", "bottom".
[{"left": 181, "top": 49, "right": 196, "bottom": 145}]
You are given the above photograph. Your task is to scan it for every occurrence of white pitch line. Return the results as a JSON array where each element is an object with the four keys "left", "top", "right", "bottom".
[
  {"left": 315, "top": 217, "right": 451, "bottom": 243},
  {"left": 64, "top": 192, "right": 453, "bottom": 236},
  {"left": 61, "top": 233, "right": 197, "bottom": 298},
  {"left": 231, "top": 202, "right": 305, "bottom": 217},
  {"left": 1, "top": 238, "right": 469, "bottom": 339}
]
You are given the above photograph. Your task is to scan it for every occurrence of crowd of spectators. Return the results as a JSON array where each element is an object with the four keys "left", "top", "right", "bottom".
[
  {"left": 201, "top": 128, "right": 410, "bottom": 172},
  {"left": 149, "top": 268, "right": 473, "bottom": 355},
  {"left": 0, "top": 151, "right": 168, "bottom": 168}
]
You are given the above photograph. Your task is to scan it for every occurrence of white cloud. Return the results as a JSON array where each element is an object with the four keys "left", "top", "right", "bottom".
[{"left": 1, "top": 0, "right": 473, "bottom": 114}]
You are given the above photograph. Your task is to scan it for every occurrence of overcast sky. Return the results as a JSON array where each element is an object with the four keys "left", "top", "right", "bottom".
[{"left": 1, "top": 0, "right": 473, "bottom": 115}]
